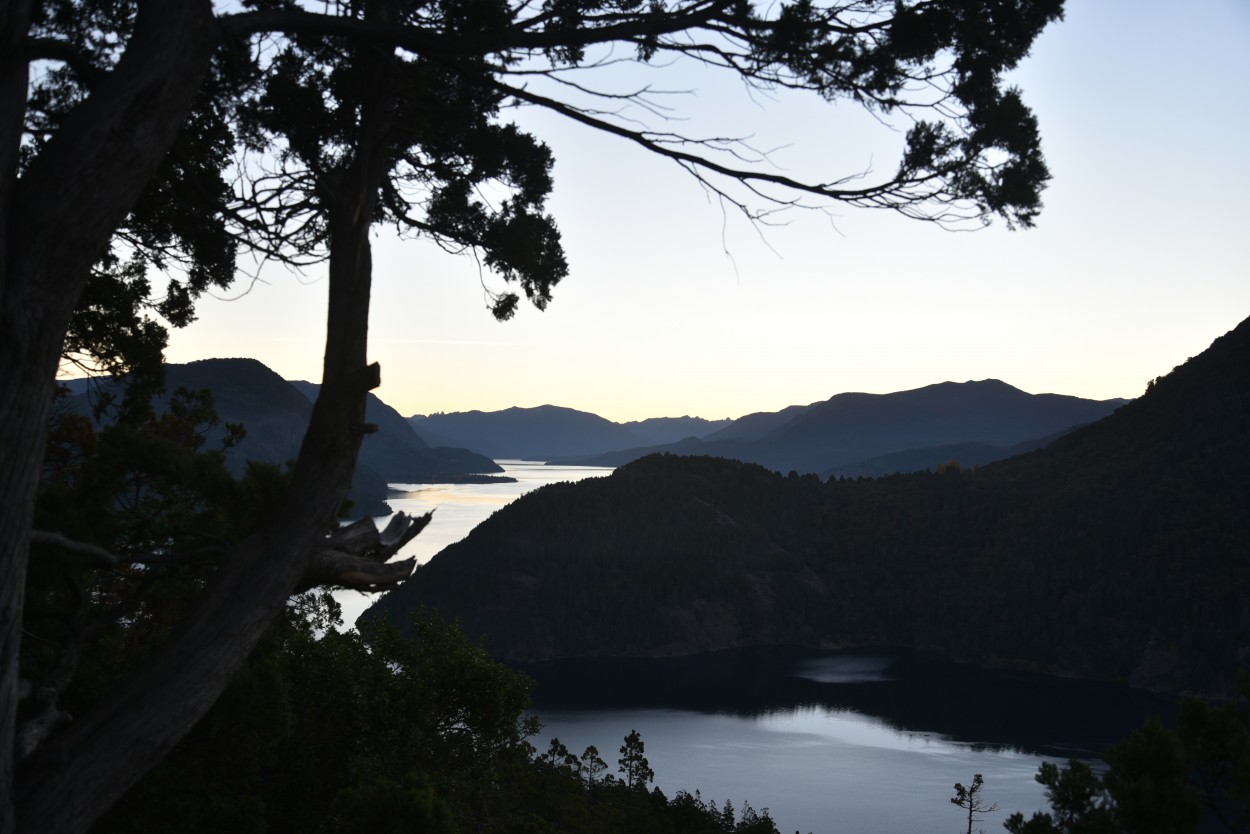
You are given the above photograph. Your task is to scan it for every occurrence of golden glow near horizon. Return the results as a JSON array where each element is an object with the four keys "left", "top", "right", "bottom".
[{"left": 165, "top": 0, "right": 1250, "bottom": 425}]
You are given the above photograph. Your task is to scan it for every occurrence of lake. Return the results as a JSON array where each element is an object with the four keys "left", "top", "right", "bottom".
[
  {"left": 519, "top": 648, "right": 1176, "bottom": 834},
  {"left": 347, "top": 460, "right": 1176, "bottom": 834}
]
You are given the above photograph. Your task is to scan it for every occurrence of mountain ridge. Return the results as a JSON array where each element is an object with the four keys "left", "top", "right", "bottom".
[
  {"left": 550, "top": 380, "right": 1127, "bottom": 474},
  {"left": 67, "top": 358, "right": 504, "bottom": 517},
  {"left": 409, "top": 405, "right": 732, "bottom": 460},
  {"left": 366, "top": 316, "right": 1250, "bottom": 696}
]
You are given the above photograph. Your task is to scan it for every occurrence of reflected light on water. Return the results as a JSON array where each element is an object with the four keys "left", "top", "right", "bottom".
[
  {"left": 791, "top": 654, "right": 894, "bottom": 684},
  {"left": 754, "top": 705, "right": 953, "bottom": 753},
  {"left": 518, "top": 646, "right": 1169, "bottom": 834},
  {"left": 532, "top": 704, "right": 1059, "bottom": 834},
  {"left": 335, "top": 460, "right": 612, "bottom": 626}
]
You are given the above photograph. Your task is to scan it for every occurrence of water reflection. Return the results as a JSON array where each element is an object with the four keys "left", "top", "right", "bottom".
[
  {"left": 523, "top": 649, "right": 1179, "bottom": 834},
  {"left": 794, "top": 654, "right": 894, "bottom": 684},
  {"left": 521, "top": 647, "right": 1177, "bottom": 760}
]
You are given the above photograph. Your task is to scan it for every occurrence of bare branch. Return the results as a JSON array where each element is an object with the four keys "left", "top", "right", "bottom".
[
  {"left": 299, "top": 511, "right": 433, "bottom": 592},
  {"left": 499, "top": 79, "right": 976, "bottom": 225},
  {"left": 29, "top": 531, "right": 116, "bottom": 569}
]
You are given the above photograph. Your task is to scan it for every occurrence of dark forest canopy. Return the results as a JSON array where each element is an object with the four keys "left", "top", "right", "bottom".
[
  {"left": 4, "top": 1, "right": 1064, "bottom": 830},
  {"left": 369, "top": 314, "right": 1250, "bottom": 697}
]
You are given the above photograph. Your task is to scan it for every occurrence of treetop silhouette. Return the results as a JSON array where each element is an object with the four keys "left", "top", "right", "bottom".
[{"left": 2, "top": 1, "right": 1062, "bottom": 831}]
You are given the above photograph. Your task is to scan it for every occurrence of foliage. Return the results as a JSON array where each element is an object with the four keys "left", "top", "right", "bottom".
[
  {"left": 951, "top": 773, "right": 998, "bottom": 834},
  {"left": 74, "top": 591, "right": 779, "bottom": 834},
  {"left": 1004, "top": 682, "right": 1250, "bottom": 834},
  {"left": 26, "top": 0, "right": 1066, "bottom": 385},
  {"left": 24, "top": 386, "right": 277, "bottom": 719},
  {"left": 30, "top": 1, "right": 254, "bottom": 388},
  {"left": 531, "top": 738, "right": 780, "bottom": 834},
  {"left": 618, "top": 729, "right": 655, "bottom": 789},
  {"left": 6, "top": 0, "right": 1066, "bottom": 828},
  {"left": 25, "top": 382, "right": 781, "bottom": 833},
  {"left": 1181, "top": 675, "right": 1250, "bottom": 833}
]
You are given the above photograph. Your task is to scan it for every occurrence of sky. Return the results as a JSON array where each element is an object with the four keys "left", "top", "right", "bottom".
[{"left": 165, "top": 0, "right": 1250, "bottom": 423}]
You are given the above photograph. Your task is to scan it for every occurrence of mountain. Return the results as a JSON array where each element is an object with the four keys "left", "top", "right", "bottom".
[
  {"left": 558, "top": 382, "right": 1126, "bottom": 472},
  {"left": 553, "top": 435, "right": 715, "bottom": 468},
  {"left": 764, "top": 380, "right": 1126, "bottom": 469},
  {"left": 620, "top": 416, "right": 732, "bottom": 446},
  {"left": 69, "top": 359, "right": 502, "bottom": 516},
  {"left": 163, "top": 358, "right": 315, "bottom": 467},
  {"left": 411, "top": 384, "right": 1122, "bottom": 474},
  {"left": 703, "top": 403, "right": 816, "bottom": 442},
  {"left": 411, "top": 407, "right": 733, "bottom": 463},
  {"left": 366, "top": 316, "right": 1250, "bottom": 696},
  {"left": 821, "top": 429, "right": 1072, "bottom": 479},
  {"left": 410, "top": 405, "right": 649, "bottom": 460},
  {"left": 289, "top": 381, "right": 501, "bottom": 484}
]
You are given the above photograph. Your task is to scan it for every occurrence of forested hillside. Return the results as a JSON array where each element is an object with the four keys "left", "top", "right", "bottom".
[{"left": 369, "top": 318, "right": 1250, "bottom": 696}]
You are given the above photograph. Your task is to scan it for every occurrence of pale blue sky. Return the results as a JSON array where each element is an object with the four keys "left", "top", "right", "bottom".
[{"left": 166, "top": 0, "right": 1250, "bottom": 422}]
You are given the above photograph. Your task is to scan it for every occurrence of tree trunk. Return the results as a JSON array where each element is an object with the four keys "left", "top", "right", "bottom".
[
  {"left": 1, "top": 3, "right": 219, "bottom": 831},
  {"left": 10, "top": 5, "right": 399, "bottom": 830},
  {"left": 0, "top": 0, "right": 38, "bottom": 824}
]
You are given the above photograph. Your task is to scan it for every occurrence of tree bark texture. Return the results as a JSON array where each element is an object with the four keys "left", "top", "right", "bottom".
[
  {"left": 10, "top": 6, "right": 401, "bottom": 831},
  {"left": 2, "top": 3, "right": 218, "bottom": 831}
]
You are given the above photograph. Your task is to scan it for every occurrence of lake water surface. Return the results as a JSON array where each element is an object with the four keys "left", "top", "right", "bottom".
[
  {"left": 347, "top": 460, "right": 1175, "bottom": 834},
  {"left": 521, "top": 649, "right": 1175, "bottom": 834}
]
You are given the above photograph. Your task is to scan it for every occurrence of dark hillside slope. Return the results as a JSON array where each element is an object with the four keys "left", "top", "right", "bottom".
[
  {"left": 368, "top": 317, "right": 1250, "bottom": 696},
  {"left": 703, "top": 403, "right": 816, "bottom": 441},
  {"left": 290, "top": 381, "right": 500, "bottom": 482},
  {"left": 164, "top": 358, "right": 311, "bottom": 467},
  {"left": 165, "top": 360, "right": 405, "bottom": 514},
  {"left": 409, "top": 405, "right": 645, "bottom": 460}
]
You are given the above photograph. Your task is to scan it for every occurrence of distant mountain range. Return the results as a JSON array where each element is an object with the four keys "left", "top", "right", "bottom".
[
  {"left": 367, "top": 315, "right": 1250, "bottom": 696},
  {"left": 409, "top": 407, "right": 731, "bottom": 460},
  {"left": 61, "top": 361, "right": 1132, "bottom": 512},
  {"left": 414, "top": 383, "right": 1127, "bottom": 477}
]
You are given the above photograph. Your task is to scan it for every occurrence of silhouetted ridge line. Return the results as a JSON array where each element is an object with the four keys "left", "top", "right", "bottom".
[
  {"left": 367, "top": 316, "right": 1250, "bottom": 696},
  {"left": 67, "top": 358, "right": 504, "bottom": 517}
]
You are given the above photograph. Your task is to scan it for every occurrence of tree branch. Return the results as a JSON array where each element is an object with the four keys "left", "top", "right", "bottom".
[
  {"left": 25, "top": 37, "right": 104, "bottom": 88},
  {"left": 300, "top": 511, "right": 432, "bottom": 592},
  {"left": 499, "top": 79, "right": 968, "bottom": 223},
  {"left": 28, "top": 531, "right": 116, "bottom": 569}
]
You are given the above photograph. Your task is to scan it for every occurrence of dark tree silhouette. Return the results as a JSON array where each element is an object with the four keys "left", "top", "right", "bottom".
[
  {"left": 2, "top": 1, "right": 1062, "bottom": 831},
  {"left": 952, "top": 774, "right": 998, "bottom": 834},
  {"left": 618, "top": 729, "right": 655, "bottom": 789}
]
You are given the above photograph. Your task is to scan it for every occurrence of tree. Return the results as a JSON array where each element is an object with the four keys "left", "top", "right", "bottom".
[
  {"left": 581, "top": 745, "right": 609, "bottom": 787},
  {"left": 1001, "top": 694, "right": 1250, "bottom": 834},
  {"left": 2, "top": 1, "right": 1063, "bottom": 831},
  {"left": 618, "top": 729, "right": 654, "bottom": 790},
  {"left": 1002, "top": 724, "right": 1203, "bottom": 834},
  {"left": 951, "top": 773, "right": 998, "bottom": 834},
  {"left": 1179, "top": 675, "right": 1250, "bottom": 833}
]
